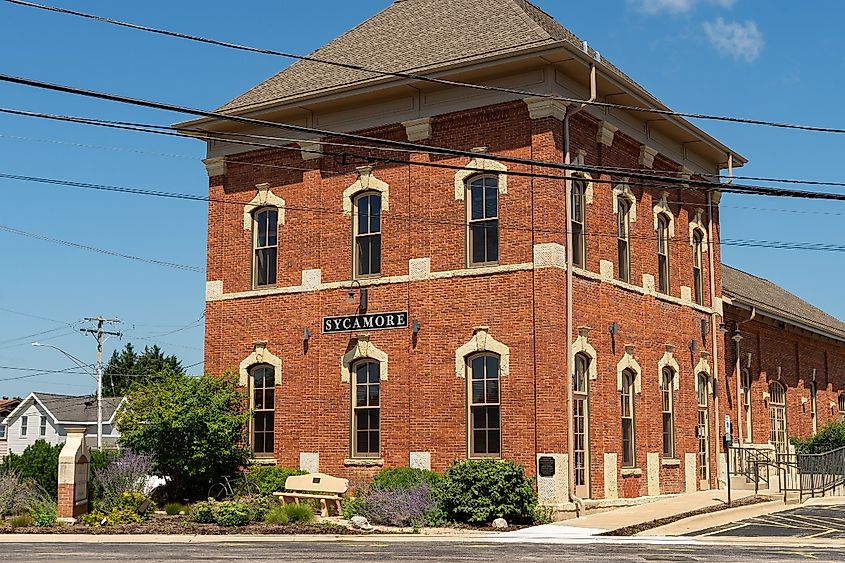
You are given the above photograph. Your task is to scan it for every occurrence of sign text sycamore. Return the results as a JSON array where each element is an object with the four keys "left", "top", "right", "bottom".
[{"left": 323, "top": 311, "right": 409, "bottom": 334}]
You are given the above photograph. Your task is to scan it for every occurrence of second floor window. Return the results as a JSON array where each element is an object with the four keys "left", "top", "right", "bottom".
[
  {"left": 839, "top": 393, "right": 845, "bottom": 418},
  {"left": 617, "top": 197, "right": 632, "bottom": 283},
  {"left": 693, "top": 230, "right": 704, "bottom": 305},
  {"left": 253, "top": 208, "right": 278, "bottom": 288},
  {"left": 20, "top": 416, "right": 27, "bottom": 437},
  {"left": 571, "top": 179, "right": 587, "bottom": 268},
  {"left": 353, "top": 193, "right": 382, "bottom": 278},
  {"left": 657, "top": 214, "right": 670, "bottom": 294},
  {"left": 467, "top": 176, "right": 499, "bottom": 266},
  {"left": 39, "top": 416, "right": 47, "bottom": 437}
]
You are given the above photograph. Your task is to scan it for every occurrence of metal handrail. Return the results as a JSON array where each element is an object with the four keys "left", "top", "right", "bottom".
[{"left": 776, "top": 446, "right": 845, "bottom": 503}]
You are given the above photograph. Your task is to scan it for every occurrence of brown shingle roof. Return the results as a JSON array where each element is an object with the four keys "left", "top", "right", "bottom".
[
  {"left": 722, "top": 264, "right": 845, "bottom": 341},
  {"left": 217, "top": 0, "right": 599, "bottom": 113}
]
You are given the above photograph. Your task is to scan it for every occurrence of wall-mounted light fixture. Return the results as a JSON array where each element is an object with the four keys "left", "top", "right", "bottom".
[
  {"left": 303, "top": 327, "right": 312, "bottom": 341},
  {"left": 346, "top": 280, "right": 368, "bottom": 313},
  {"left": 701, "top": 319, "right": 709, "bottom": 343},
  {"left": 412, "top": 319, "right": 421, "bottom": 334},
  {"left": 609, "top": 322, "right": 620, "bottom": 336},
  {"left": 688, "top": 339, "right": 698, "bottom": 354}
]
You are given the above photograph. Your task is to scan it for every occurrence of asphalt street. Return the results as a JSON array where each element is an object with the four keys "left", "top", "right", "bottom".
[
  {"left": 3, "top": 541, "right": 843, "bottom": 562},
  {"left": 695, "top": 504, "right": 845, "bottom": 539}
]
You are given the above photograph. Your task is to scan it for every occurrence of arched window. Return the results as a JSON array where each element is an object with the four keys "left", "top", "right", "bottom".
[
  {"left": 353, "top": 192, "right": 382, "bottom": 278},
  {"left": 661, "top": 367, "right": 676, "bottom": 458},
  {"left": 253, "top": 208, "right": 278, "bottom": 288},
  {"left": 741, "top": 369, "right": 752, "bottom": 442},
  {"left": 573, "top": 353, "right": 590, "bottom": 491},
  {"left": 657, "top": 213, "right": 671, "bottom": 294},
  {"left": 352, "top": 360, "right": 380, "bottom": 458},
  {"left": 692, "top": 230, "right": 704, "bottom": 305},
  {"left": 838, "top": 393, "right": 845, "bottom": 418},
  {"left": 250, "top": 364, "right": 275, "bottom": 457},
  {"left": 621, "top": 368, "right": 636, "bottom": 467},
  {"left": 571, "top": 179, "right": 587, "bottom": 268},
  {"left": 769, "top": 381, "right": 787, "bottom": 452},
  {"left": 697, "top": 373, "right": 711, "bottom": 482},
  {"left": 468, "top": 353, "right": 501, "bottom": 457},
  {"left": 467, "top": 176, "right": 499, "bottom": 266},
  {"left": 617, "top": 197, "right": 632, "bottom": 283}
]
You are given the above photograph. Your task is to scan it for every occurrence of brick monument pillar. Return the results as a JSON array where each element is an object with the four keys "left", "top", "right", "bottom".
[{"left": 57, "top": 426, "right": 89, "bottom": 522}]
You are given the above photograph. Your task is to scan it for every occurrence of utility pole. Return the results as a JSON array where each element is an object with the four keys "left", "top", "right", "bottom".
[{"left": 80, "top": 316, "right": 122, "bottom": 449}]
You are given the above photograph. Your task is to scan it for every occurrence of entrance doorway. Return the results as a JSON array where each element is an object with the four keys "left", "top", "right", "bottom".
[
  {"left": 697, "top": 372, "right": 711, "bottom": 489},
  {"left": 573, "top": 353, "right": 591, "bottom": 498}
]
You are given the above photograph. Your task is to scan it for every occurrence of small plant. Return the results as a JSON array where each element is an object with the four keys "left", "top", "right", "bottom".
[
  {"left": 164, "top": 502, "right": 185, "bottom": 516},
  {"left": 105, "top": 508, "right": 143, "bottom": 525},
  {"left": 237, "top": 494, "right": 272, "bottom": 522},
  {"left": 0, "top": 472, "right": 39, "bottom": 516},
  {"left": 92, "top": 451, "right": 153, "bottom": 511},
  {"left": 110, "top": 491, "right": 155, "bottom": 520},
  {"left": 361, "top": 484, "right": 437, "bottom": 527},
  {"left": 0, "top": 441, "right": 62, "bottom": 499},
  {"left": 263, "top": 505, "right": 290, "bottom": 525},
  {"left": 281, "top": 502, "right": 314, "bottom": 523},
  {"left": 10, "top": 514, "right": 34, "bottom": 528},
  {"left": 31, "top": 500, "right": 58, "bottom": 527},
  {"left": 243, "top": 466, "right": 307, "bottom": 496},
  {"left": 371, "top": 467, "right": 441, "bottom": 491},
  {"left": 79, "top": 511, "right": 106, "bottom": 527},
  {"left": 190, "top": 500, "right": 216, "bottom": 524},
  {"left": 341, "top": 494, "right": 363, "bottom": 520},
  {"left": 213, "top": 501, "right": 254, "bottom": 527},
  {"left": 438, "top": 459, "right": 537, "bottom": 524}
]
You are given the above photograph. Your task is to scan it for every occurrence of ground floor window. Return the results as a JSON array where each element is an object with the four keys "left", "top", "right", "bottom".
[
  {"left": 769, "top": 381, "right": 787, "bottom": 452},
  {"left": 250, "top": 364, "right": 275, "bottom": 456},
  {"left": 468, "top": 353, "right": 501, "bottom": 457},
  {"left": 621, "top": 369, "right": 636, "bottom": 467},
  {"left": 352, "top": 360, "right": 381, "bottom": 458}
]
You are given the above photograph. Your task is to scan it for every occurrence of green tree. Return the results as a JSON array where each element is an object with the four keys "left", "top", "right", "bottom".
[
  {"left": 116, "top": 371, "right": 250, "bottom": 500},
  {"left": 0, "top": 440, "right": 63, "bottom": 498},
  {"left": 104, "top": 343, "right": 184, "bottom": 397}
]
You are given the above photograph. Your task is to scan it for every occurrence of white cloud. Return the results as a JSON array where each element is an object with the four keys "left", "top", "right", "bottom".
[
  {"left": 703, "top": 18, "right": 764, "bottom": 62},
  {"left": 631, "top": 0, "right": 736, "bottom": 14}
]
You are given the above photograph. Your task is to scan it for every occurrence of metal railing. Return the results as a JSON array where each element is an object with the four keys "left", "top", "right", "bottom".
[
  {"left": 729, "top": 445, "right": 773, "bottom": 493},
  {"left": 776, "top": 446, "right": 845, "bottom": 503}
]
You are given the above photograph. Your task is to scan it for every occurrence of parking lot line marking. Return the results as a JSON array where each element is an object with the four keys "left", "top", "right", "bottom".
[
  {"left": 778, "top": 513, "right": 839, "bottom": 531},
  {"left": 805, "top": 529, "right": 835, "bottom": 539},
  {"left": 697, "top": 523, "right": 749, "bottom": 537}
]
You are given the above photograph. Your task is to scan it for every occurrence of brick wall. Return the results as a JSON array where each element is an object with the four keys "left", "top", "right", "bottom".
[{"left": 205, "top": 100, "right": 727, "bottom": 498}]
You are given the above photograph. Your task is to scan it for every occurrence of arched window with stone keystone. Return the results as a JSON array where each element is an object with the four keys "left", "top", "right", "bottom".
[{"left": 239, "top": 343, "right": 282, "bottom": 459}]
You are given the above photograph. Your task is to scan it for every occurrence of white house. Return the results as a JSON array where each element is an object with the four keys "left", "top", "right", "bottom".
[{"left": 0, "top": 393, "right": 125, "bottom": 455}]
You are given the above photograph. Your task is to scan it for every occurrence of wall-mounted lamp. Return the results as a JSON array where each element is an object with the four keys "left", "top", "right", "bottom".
[
  {"left": 688, "top": 339, "right": 698, "bottom": 354},
  {"left": 412, "top": 319, "right": 421, "bottom": 334},
  {"left": 346, "top": 280, "right": 368, "bottom": 313},
  {"left": 609, "top": 322, "right": 620, "bottom": 336},
  {"left": 701, "top": 319, "right": 709, "bottom": 343},
  {"left": 303, "top": 327, "right": 312, "bottom": 341}
]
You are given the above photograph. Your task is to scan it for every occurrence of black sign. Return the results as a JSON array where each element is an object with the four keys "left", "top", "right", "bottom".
[
  {"left": 323, "top": 311, "right": 409, "bottom": 334},
  {"left": 538, "top": 456, "right": 556, "bottom": 478}
]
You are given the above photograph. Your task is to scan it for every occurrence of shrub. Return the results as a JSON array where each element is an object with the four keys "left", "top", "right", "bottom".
[
  {"left": 117, "top": 371, "right": 251, "bottom": 500},
  {"left": 237, "top": 494, "right": 272, "bottom": 522},
  {"left": 92, "top": 450, "right": 153, "bottom": 511},
  {"left": 79, "top": 511, "right": 106, "bottom": 527},
  {"left": 263, "top": 505, "right": 290, "bottom": 525},
  {"left": 281, "top": 502, "right": 314, "bottom": 523},
  {"left": 190, "top": 501, "right": 216, "bottom": 524},
  {"left": 10, "top": 515, "right": 34, "bottom": 528},
  {"left": 164, "top": 502, "right": 185, "bottom": 515},
  {"left": 105, "top": 508, "right": 143, "bottom": 525},
  {"left": 213, "top": 501, "right": 254, "bottom": 527},
  {"left": 361, "top": 483, "right": 437, "bottom": 527},
  {"left": 341, "top": 494, "right": 363, "bottom": 520},
  {"left": 31, "top": 501, "right": 57, "bottom": 527},
  {"left": 243, "top": 466, "right": 306, "bottom": 496},
  {"left": 109, "top": 491, "right": 155, "bottom": 520},
  {"left": 371, "top": 467, "right": 441, "bottom": 491},
  {"left": 0, "top": 473, "right": 39, "bottom": 516},
  {"left": 793, "top": 420, "right": 845, "bottom": 454},
  {"left": 437, "top": 459, "right": 537, "bottom": 524},
  {"left": 0, "top": 441, "right": 62, "bottom": 499}
]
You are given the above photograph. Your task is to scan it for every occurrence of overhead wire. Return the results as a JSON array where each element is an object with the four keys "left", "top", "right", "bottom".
[{"left": 8, "top": 0, "right": 845, "bottom": 136}]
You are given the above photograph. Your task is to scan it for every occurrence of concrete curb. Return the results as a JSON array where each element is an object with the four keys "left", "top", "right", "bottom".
[{"left": 638, "top": 498, "right": 788, "bottom": 537}]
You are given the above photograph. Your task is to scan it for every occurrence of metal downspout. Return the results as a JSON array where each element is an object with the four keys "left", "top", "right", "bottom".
[
  {"left": 565, "top": 63, "right": 595, "bottom": 516},
  {"left": 708, "top": 184, "right": 721, "bottom": 490}
]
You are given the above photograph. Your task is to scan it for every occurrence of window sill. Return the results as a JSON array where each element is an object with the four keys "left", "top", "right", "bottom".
[
  {"left": 661, "top": 458, "right": 681, "bottom": 467},
  {"left": 621, "top": 467, "right": 642, "bottom": 477},
  {"left": 249, "top": 457, "right": 277, "bottom": 466},
  {"left": 344, "top": 458, "right": 384, "bottom": 467}
]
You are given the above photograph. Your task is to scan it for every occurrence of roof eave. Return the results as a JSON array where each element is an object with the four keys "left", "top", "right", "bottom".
[{"left": 725, "top": 294, "right": 845, "bottom": 345}]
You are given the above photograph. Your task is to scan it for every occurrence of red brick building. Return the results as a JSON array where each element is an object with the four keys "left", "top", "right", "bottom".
[{"left": 178, "top": 0, "right": 845, "bottom": 509}]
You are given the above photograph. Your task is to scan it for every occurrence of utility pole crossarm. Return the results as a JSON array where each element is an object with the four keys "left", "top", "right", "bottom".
[{"left": 80, "top": 316, "right": 122, "bottom": 449}]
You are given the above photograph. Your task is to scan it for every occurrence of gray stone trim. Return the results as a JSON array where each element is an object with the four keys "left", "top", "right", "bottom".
[
  {"left": 402, "top": 117, "right": 433, "bottom": 141},
  {"left": 657, "top": 346, "right": 681, "bottom": 390},
  {"left": 613, "top": 182, "right": 637, "bottom": 222},
  {"left": 243, "top": 183, "right": 286, "bottom": 230},
  {"left": 652, "top": 192, "right": 675, "bottom": 237},
  {"left": 571, "top": 328, "right": 598, "bottom": 381},
  {"left": 455, "top": 327, "right": 510, "bottom": 379},
  {"left": 617, "top": 344, "right": 642, "bottom": 394},
  {"left": 341, "top": 335, "right": 388, "bottom": 383},
  {"left": 203, "top": 156, "right": 226, "bottom": 177},
  {"left": 343, "top": 166, "right": 389, "bottom": 217},
  {"left": 238, "top": 342, "right": 282, "bottom": 387},
  {"left": 639, "top": 145, "right": 658, "bottom": 169},
  {"left": 597, "top": 121, "right": 618, "bottom": 147},
  {"left": 523, "top": 96, "right": 568, "bottom": 121},
  {"left": 454, "top": 156, "right": 507, "bottom": 201},
  {"left": 206, "top": 280, "right": 223, "bottom": 301},
  {"left": 344, "top": 458, "right": 384, "bottom": 467},
  {"left": 689, "top": 208, "right": 709, "bottom": 252},
  {"left": 297, "top": 140, "right": 323, "bottom": 161},
  {"left": 533, "top": 243, "right": 566, "bottom": 270}
]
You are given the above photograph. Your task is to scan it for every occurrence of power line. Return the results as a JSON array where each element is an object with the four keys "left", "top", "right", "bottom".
[
  {"left": 8, "top": 0, "right": 845, "bottom": 136},
  {"left": 0, "top": 223, "right": 203, "bottom": 273}
]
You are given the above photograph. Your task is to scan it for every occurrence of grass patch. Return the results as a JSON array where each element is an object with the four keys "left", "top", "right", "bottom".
[{"left": 163, "top": 503, "right": 186, "bottom": 516}]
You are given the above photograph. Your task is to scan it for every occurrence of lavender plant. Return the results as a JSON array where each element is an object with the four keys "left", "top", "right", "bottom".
[
  {"left": 0, "top": 472, "right": 38, "bottom": 516},
  {"left": 92, "top": 450, "right": 153, "bottom": 511},
  {"left": 360, "top": 483, "right": 438, "bottom": 527}
]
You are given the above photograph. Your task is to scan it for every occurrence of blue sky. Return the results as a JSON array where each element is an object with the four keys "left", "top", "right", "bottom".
[{"left": 0, "top": 0, "right": 843, "bottom": 397}]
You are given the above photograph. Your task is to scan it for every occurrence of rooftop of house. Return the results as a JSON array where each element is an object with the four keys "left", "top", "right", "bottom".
[
  {"left": 722, "top": 264, "right": 845, "bottom": 342},
  {"left": 4, "top": 393, "right": 125, "bottom": 425}
]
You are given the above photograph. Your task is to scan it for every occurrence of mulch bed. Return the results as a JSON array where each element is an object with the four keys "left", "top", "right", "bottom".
[
  {"left": 598, "top": 495, "right": 774, "bottom": 536},
  {"left": 0, "top": 514, "right": 362, "bottom": 535}
]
